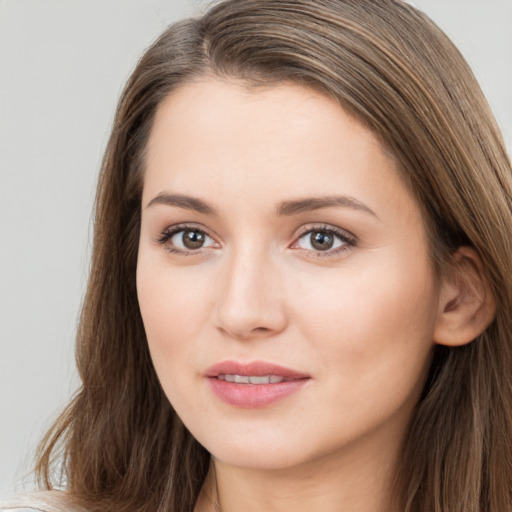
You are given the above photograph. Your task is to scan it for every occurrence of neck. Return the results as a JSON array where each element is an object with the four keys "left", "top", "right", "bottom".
[{"left": 195, "top": 435, "right": 403, "bottom": 512}]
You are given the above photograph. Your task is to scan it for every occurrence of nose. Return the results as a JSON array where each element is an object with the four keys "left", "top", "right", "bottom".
[{"left": 213, "top": 249, "right": 288, "bottom": 340}]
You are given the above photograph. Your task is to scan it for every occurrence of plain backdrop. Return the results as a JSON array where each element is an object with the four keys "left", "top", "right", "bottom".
[{"left": 1, "top": 0, "right": 511, "bottom": 498}]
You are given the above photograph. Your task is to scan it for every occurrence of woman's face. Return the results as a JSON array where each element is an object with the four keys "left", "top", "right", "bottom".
[{"left": 137, "top": 79, "right": 442, "bottom": 471}]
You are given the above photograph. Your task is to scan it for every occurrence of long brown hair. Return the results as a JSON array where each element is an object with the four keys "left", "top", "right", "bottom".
[{"left": 36, "top": 1, "right": 512, "bottom": 510}]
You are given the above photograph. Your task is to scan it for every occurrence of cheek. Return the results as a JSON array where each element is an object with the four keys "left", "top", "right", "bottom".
[
  {"left": 136, "top": 256, "right": 215, "bottom": 385},
  {"left": 291, "top": 254, "right": 439, "bottom": 397}
]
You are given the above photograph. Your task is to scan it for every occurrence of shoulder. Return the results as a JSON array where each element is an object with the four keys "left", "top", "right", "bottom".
[{"left": 0, "top": 491, "right": 85, "bottom": 512}]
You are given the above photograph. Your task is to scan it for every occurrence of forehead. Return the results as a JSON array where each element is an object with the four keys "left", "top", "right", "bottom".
[
  {"left": 143, "top": 78, "right": 415, "bottom": 221},
  {"left": 147, "top": 78, "right": 381, "bottom": 160}
]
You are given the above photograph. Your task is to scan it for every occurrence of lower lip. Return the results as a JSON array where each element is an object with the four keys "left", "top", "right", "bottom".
[{"left": 207, "top": 377, "right": 309, "bottom": 408}]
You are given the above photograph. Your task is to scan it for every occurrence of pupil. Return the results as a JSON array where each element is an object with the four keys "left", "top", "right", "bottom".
[
  {"left": 311, "top": 231, "right": 333, "bottom": 251},
  {"left": 183, "top": 230, "right": 205, "bottom": 249}
]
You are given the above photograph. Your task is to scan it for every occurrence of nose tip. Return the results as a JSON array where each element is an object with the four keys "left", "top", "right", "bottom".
[{"left": 213, "top": 257, "right": 287, "bottom": 340}]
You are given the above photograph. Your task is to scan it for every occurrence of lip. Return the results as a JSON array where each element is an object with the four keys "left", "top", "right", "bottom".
[{"left": 205, "top": 360, "right": 311, "bottom": 408}]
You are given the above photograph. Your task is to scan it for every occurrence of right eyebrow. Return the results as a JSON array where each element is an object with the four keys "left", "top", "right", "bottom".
[
  {"left": 276, "top": 195, "right": 378, "bottom": 218},
  {"left": 145, "top": 193, "right": 218, "bottom": 215}
]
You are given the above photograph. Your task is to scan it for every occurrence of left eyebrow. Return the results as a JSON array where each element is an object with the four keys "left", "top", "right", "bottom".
[
  {"left": 276, "top": 195, "right": 378, "bottom": 218},
  {"left": 145, "top": 193, "right": 218, "bottom": 215}
]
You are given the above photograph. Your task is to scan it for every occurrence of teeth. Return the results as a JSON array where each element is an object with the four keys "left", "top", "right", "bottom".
[
  {"left": 249, "top": 376, "right": 271, "bottom": 384},
  {"left": 218, "top": 374, "right": 288, "bottom": 384}
]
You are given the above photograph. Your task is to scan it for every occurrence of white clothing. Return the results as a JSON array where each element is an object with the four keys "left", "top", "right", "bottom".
[{"left": 0, "top": 492, "right": 82, "bottom": 512}]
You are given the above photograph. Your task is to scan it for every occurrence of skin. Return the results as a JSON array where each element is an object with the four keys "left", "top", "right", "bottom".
[{"left": 136, "top": 78, "right": 464, "bottom": 511}]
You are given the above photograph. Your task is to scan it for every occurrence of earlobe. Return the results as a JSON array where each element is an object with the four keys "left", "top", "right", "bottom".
[{"left": 434, "top": 247, "right": 496, "bottom": 347}]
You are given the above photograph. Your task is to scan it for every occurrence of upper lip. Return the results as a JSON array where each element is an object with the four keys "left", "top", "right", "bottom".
[{"left": 205, "top": 360, "right": 310, "bottom": 379}]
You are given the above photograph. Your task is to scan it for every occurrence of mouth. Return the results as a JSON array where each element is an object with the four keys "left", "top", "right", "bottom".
[
  {"left": 217, "top": 374, "right": 293, "bottom": 384},
  {"left": 205, "top": 360, "right": 310, "bottom": 408}
]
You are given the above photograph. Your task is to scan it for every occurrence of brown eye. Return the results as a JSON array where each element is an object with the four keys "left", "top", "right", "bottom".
[
  {"left": 295, "top": 227, "right": 352, "bottom": 255},
  {"left": 310, "top": 231, "right": 334, "bottom": 251},
  {"left": 181, "top": 230, "right": 206, "bottom": 249},
  {"left": 164, "top": 227, "right": 216, "bottom": 252}
]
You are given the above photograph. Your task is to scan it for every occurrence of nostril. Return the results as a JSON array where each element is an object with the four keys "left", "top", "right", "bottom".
[
  {"left": 216, "top": 322, "right": 279, "bottom": 340},
  {"left": 213, "top": 266, "right": 288, "bottom": 338}
]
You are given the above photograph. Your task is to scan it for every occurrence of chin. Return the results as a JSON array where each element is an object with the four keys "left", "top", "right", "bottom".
[
  {"left": 192, "top": 421, "right": 334, "bottom": 472},
  {"left": 208, "top": 441, "right": 309, "bottom": 471}
]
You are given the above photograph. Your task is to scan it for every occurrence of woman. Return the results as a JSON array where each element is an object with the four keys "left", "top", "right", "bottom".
[{"left": 2, "top": 0, "right": 511, "bottom": 511}]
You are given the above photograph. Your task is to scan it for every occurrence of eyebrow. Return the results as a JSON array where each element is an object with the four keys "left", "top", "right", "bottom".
[
  {"left": 276, "top": 196, "right": 377, "bottom": 217},
  {"left": 146, "top": 193, "right": 218, "bottom": 215},
  {"left": 145, "top": 192, "right": 376, "bottom": 218}
]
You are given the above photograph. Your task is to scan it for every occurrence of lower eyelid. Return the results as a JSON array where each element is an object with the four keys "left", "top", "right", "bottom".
[{"left": 295, "top": 241, "right": 354, "bottom": 260}]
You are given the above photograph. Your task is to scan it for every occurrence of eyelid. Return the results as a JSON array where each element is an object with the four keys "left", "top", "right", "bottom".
[
  {"left": 154, "top": 221, "right": 356, "bottom": 258},
  {"left": 155, "top": 223, "right": 221, "bottom": 254},
  {"left": 290, "top": 223, "right": 357, "bottom": 257},
  {"left": 293, "top": 223, "right": 356, "bottom": 242}
]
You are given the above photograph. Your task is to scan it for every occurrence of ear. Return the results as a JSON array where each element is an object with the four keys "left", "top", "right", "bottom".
[{"left": 434, "top": 247, "right": 496, "bottom": 347}]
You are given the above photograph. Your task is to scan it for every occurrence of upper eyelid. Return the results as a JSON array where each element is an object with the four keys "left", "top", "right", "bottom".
[
  {"left": 155, "top": 223, "right": 217, "bottom": 245},
  {"left": 162, "top": 223, "right": 216, "bottom": 237},
  {"left": 155, "top": 222, "right": 357, "bottom": 249},
  {"left": 292, "top": 223, "right": 356, "bottom": 242}
]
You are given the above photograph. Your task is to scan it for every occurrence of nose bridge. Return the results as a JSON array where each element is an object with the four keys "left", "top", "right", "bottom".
[{"left": 214, "top": 242, "right": 287, "bottom": 339}]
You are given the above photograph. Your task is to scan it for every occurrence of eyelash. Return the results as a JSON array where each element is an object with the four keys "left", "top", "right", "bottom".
[
  {"left": 292, "top": 224, "right": 356, "bottom": 258},
  {"left": 156, "top": 223, "right": 216, "bottom": 256},
  {"left": 155, "top": 223, "right": 357, "bottom": 258}
]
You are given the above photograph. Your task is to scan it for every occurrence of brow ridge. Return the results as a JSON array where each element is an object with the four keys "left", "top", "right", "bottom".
[
  {"left": 276, "top": 195, "right": 377, "bottom": 217},
  {"left": 146, "top": 193, "right": 217, "bottom": 215},
  {"left": 146, "top": 193, "right": 375, "bottom": 218}
]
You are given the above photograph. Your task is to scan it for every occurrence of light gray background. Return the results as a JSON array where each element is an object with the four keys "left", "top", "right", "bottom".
[{"left": 1, "top": 0, "right": 511, "bottom": 498}]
